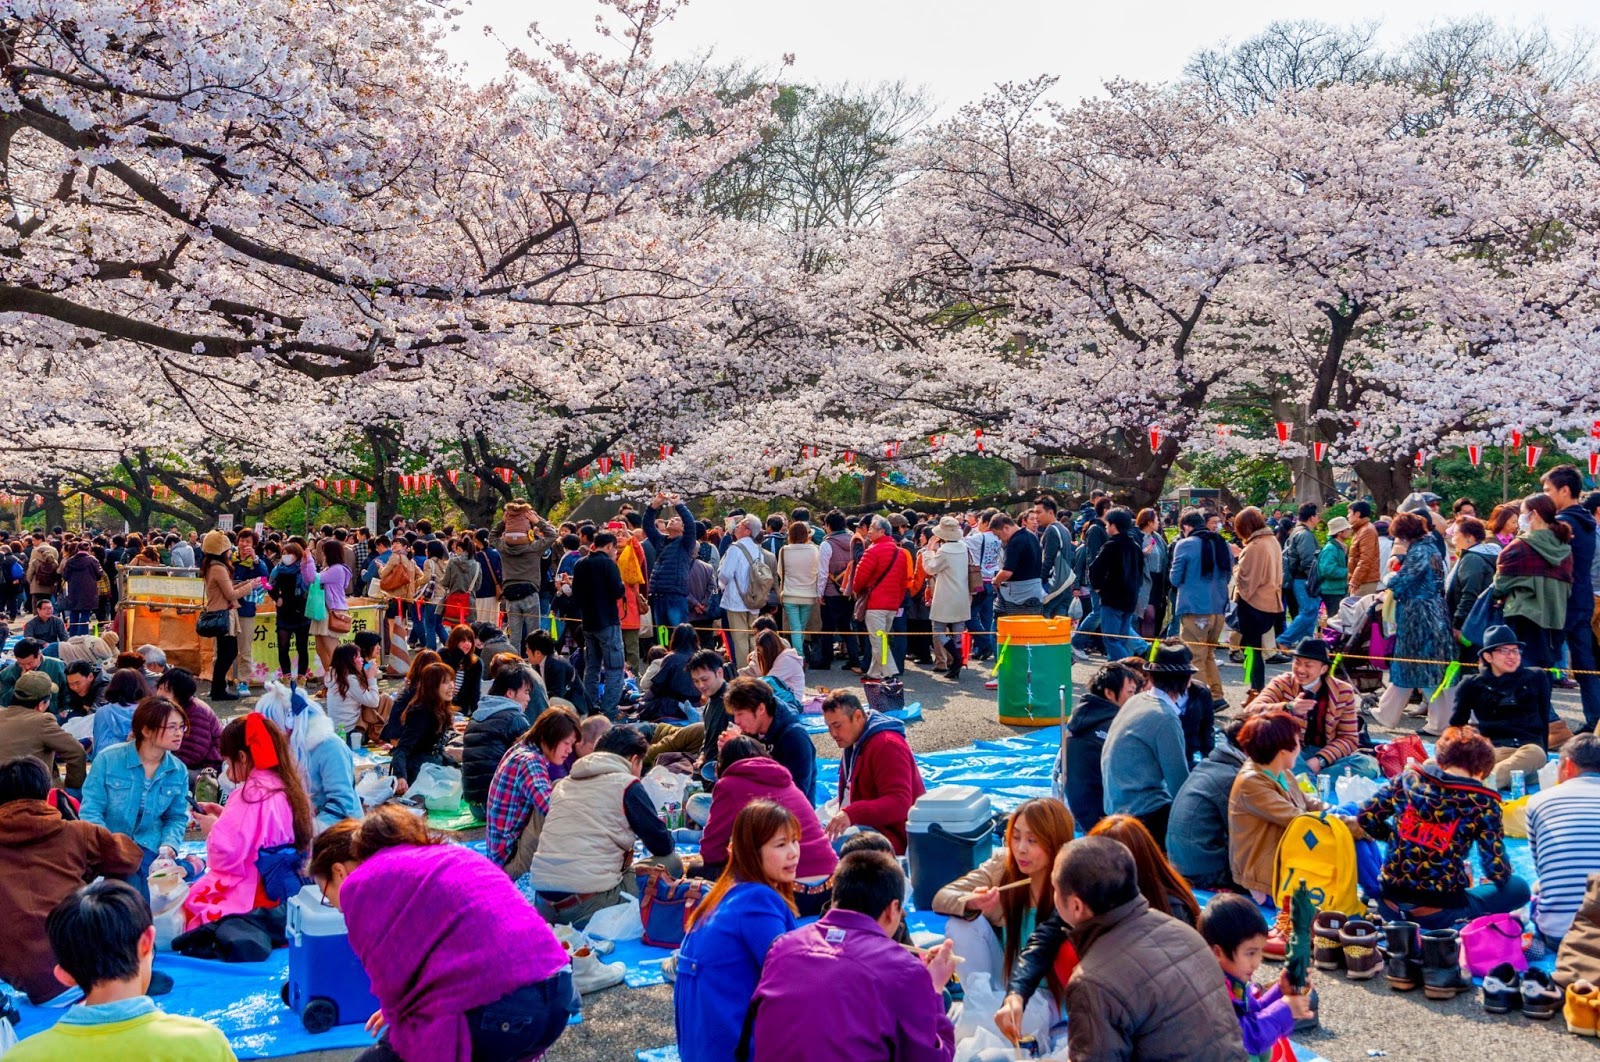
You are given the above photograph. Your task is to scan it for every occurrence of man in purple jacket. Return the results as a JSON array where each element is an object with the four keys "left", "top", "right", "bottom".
[{"left": 745, "top": 850, "right": 957, "bottom": 1062}]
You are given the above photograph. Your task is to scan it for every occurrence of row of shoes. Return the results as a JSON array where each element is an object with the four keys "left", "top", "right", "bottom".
[
  {"left": 551, "top": 924, "right": 625, "bottom": 994},
  {"left": 1309, "top": 912, "right": 1471, "bottom": 999}
]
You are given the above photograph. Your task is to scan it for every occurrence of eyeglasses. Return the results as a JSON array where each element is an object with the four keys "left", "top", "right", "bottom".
[{"left": 161, "top": 722, "right": 189, "bottom": 734}]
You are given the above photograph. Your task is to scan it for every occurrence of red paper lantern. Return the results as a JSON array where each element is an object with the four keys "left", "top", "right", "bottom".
[
  {"left": 1275, "top": 422, "right": 1290, "bottom": 444},
  {"left": 316, "top": 479, "right": 326, "bottom": 490},
  {"left": 842, "top": 450, "right": 856, "bottom": 465},
  {"left": 1592, "top": 420, "right": 1600, "bottom": 439},
  {"left": 1468, "top": 445, "right": 1481, "bottom": 467},
  {"left": 1512, "top": 430, "right": 1524, "bottom": 450},
  {"left": 885, "top": 441, "right": 901, "bottom": 459},
  {"left": 659, "top": 444, "right": 674, "bottom": 459},
  {"left": 1313, "top": 442, "right": 1327, "bottom": 463},
  {"left": 446, "top": 469, "right": 459, "bottom": 485},
  {"left": 1526, "top": 445, "right": 1543, "bottom": 470},
  {"left": 620, "top": 452, "right": 636, "bottom": 471},
  {"left": 975, "top": 428, "right": 984, "bottom": 453},
  {"left": 1415, "top": 451, "right": 1425, "bottom": 468},
  {"left": 1148, "top": 427, "right": 1161, "bottom": 452},
  {"left": 1591, "top": 452, "right": 1599, "bottom": 477},
  {"left": 597, "top": 457, "right": 612, "bottom": 474}
]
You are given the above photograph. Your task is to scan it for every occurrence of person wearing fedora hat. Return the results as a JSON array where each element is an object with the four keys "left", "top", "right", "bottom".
[
  {"left": 1450, "top": 625, "right": 1551, "bottom": 789},
  {"left": 1314, "top": 516, "right": 1352, "bottom": 621},
  {"left": 1250, "top": 637, "right": 1380, "bottom": 780},
  {"left": 1100, "top": 643, "right": 1196, "bottom": 845},
  {"left": 921, "top": 518, "right": 972, "bottom": 679}
]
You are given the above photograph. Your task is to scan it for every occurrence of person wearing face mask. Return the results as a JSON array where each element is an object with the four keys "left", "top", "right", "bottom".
[{"left": 1493, "top": 493, "right": 1574, "bottom": 670}]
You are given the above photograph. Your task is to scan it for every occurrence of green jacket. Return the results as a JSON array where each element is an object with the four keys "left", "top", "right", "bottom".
[
  {"left": 1314, "top": 540, "right": 1348, "bottom": 597},
  {"left": 1493, "top": 528, "right": 1573, "bottom": 632},
  {"left": 0, "top": 657, "right": 67, "bottom": 718}
]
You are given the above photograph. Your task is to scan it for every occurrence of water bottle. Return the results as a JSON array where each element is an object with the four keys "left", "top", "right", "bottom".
[
  {"left": 1318, "top": 772, "right": 1334, "bottom": 804},
  {"left": 1510, "top": 770, "right": 1526, "bottom": 801}
]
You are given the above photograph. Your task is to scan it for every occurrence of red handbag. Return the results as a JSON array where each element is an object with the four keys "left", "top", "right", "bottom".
[
  {"left": 1375, "top": 735, "right": 1427, "bottom": 779},
  {"left": 443, "top": 591, "right": 472, "bottom": 627}
]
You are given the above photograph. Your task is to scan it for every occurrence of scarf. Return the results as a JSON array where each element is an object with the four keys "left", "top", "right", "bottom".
[{"left": 1194, "top": 529, "right": 1233, "bottom": 578}]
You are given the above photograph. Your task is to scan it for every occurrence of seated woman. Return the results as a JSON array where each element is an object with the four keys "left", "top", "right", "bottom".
[
  {"left": 439, "top": 624, "right": 483, "bottom": 718},
  {"left": 0, "top": 755, "right": 141, "bottom": 1004},
  {"left": 90, "top": 668, "right": 151, "bottom": 759},
  {"left": 324, "top": 643, "right": 391, "bottom": 741},
  {"left": 747, "top": 629, "right": 805, "bottom": 702},
  {"left": 183, "top": 714, "right": 315, "bottom": 930},
  {"left": 254, "top": 688, "right": 360, "bottom": 832},
  {"left": 485, "top": 705, "right": 582, "bottom": 878},
  {"left": 639, "top": 623, "right": 702, "bottom": 722},
  {"left": 390, "top": 661, "right": 456, "bottom": 794},
  {"left": 80, "top": 696, "right": 191, "bottom": 899},
  {"left": 931, "top": 797, "right": 1076, "bottom": 997},
  {"left": 1089, "top": 813, "right": 1201, "bottom": 926},
  {"left": 1229, "top": 711, "right": 1349, "bottom": 907},
  {"left": 693, "top": 736, "right": 836, "bottom": 914},
  {"left": 381, "top": 648, "right": 441, "bottom": 745},
  {"left": 310, "top": 806, "right": 574, "bottom": 1062},
  {"left": 675, "top": 800, "right": 801, "bottom": 1062},
  {"left": 155, "top": 668, "right": 222, "bottom": 775},
  {"left": 1358, "top": 725, "right": 1531, "bottom": 930}
]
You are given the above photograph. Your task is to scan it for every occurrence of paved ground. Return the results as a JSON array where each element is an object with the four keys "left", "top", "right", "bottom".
[{"left": 275, "top": 651, "right": 1598, "bottom": 1062}]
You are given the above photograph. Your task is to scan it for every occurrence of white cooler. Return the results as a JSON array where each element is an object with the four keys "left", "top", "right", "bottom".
[{"left": 906, "top": 785, "right": 996, "bottom": 911}]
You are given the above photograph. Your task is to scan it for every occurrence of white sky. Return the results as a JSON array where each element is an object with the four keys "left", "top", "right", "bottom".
[{"left": 445, "top": 0, "right": 1597, "bottom": 113}]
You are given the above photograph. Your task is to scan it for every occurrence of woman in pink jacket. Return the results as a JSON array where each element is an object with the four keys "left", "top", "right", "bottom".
[
  {"left": 696, "top": 735, "right": 836, "bottom": 914},
  {"left": 184, "top": 714, "right": 314, "bottom": 929}
]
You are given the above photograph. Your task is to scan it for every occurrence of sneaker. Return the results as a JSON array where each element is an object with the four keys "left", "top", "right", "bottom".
[
  {"left": 1481, "top": 962, "right": 1522, "bottom": 1014},
  {"left": 236, "top": 682, "right": 250, "bottom": 697},
  {"left": 1522, "top": 968, "right": 1561, "bottom": 1020},
  {"left": 570, "top": 945, "right": 625, "bottom": 994},
  {"left": 1566, "top": 979, "right": 1600, "bottom": 1036},
  {"left": 984, "top": 679, "right": 998, "bottom": 691}
]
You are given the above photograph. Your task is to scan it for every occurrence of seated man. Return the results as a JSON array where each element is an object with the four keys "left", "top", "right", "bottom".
[
  {"left": 1099, "top": 644, "right": 1193, "bottom": 844},
  {"left": 820, "top": 691, "right": 926, "bottom": 854},
  {"left": 1059, "top": 662, "right": 1142, "bottom": 832},
  {"left": 62, "top": 660, "right": 109, "bottom": 718},
  {"left": 1167, "top": 718, "right": 1248, "bottom": 890},
  {"left": 997, "top": 837, "right": 1246, "bottom": 1059},
  {"left": 135, "top": 644, "right": 169, "bottom": 687},
  {"left": 747, "top": 850, "right": 957, "bottom": 1062},
  {"left": 22, "top": 599, "right": 68, "bottom": 646},
  {"left": 0, "top": 672, "right": 86, "bottom": 790},
  {"left": 1450, "top": 625, "right": 1551, "bottom": 790},
  {"left": 0, "top": 638, "right": 68, "bottom": 719},
  {"left": 726, "top": 675, "right": 816, "bottom": 802},
  {"left": 5, "top": 880, "right": 233, "bottom": 1060},
  {"left": 1526, "top": 733, "right": 1600, "bottom": 944},
  {"left": 689, "top": 649, "right": 731, "bottom": 768},
  {"left": 1250, "top": 638, "right": 1378, "bottom": 779},
  {"left": 523, "top": 726, "right": 678, "bottom": 925},
  {"left": 524, "top": 630, "right": 587, "bottom": 714},
  {"left": 0, "top": 757, "right": 143, "bottom": 1004}
]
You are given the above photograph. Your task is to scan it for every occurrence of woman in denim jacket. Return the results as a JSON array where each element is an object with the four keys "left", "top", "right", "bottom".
[{"left": 81, "top": 695, "right": 192, "bottom": 897}]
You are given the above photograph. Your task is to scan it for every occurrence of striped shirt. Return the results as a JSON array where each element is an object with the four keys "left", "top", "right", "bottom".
[{"left": 1527, "top": 774, "right": 1600, "bottom": 939}]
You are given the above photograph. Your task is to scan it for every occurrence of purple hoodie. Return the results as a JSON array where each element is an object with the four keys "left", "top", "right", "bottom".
[
  {"left": 700, "top": 756, "right": 837, "bottom": 879},
  {"left": 342, "top": 843, "right": 568, "bottom": 1061}
]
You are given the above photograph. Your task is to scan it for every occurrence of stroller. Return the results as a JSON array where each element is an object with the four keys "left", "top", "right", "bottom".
[{"left": 1323, "top": 593, "right": 1389, "bottom": 699}]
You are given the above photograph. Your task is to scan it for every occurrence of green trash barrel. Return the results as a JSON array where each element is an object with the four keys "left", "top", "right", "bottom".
[{"left": 995, "top": 616, "right": 1075, "bottom": 726}]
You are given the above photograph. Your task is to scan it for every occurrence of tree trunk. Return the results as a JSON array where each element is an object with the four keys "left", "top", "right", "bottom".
[
  {"left": 1354, "top": 457, "right": 1415, "bottom": 516},
  {"left": 41, "top": 489, "right": 65, "bottom": 532},
  {"left": 1288, "top": 452, "right": 1335, "bottom": 507},
  {"left": 858, "top": 470, "right": 879, "bottom": 508}
]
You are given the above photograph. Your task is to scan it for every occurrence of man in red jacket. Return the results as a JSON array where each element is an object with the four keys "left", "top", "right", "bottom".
[
  {"left": 850, "top": 517, "right": 908, "bottom": 680},
  {"left": 821, "top": 691, "right": 926, "bottom": 854}
]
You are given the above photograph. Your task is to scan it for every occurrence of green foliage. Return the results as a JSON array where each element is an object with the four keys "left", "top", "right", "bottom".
[{"left": 1182, "top": 452, "right": 1291, "bottom": 509}]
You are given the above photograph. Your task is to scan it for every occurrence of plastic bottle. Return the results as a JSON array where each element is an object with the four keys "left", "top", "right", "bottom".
[
  {"left": 193, "top": 769, "right": 219, "bottom": 806},
  {"left": 1510, "top": 770, "right": 1526, "bottom": 801},
  {"left": 1319, "top": 772, "right": 1334, "bottom": 803}
]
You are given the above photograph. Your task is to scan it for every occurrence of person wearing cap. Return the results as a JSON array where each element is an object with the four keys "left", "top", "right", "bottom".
[
  {"left": 1450, "top": 625, "right": 1551, "bottom": 789},
  {"left": 0, "top": 671, "right": 86, "bottom": 789},
  {"left": 0, "top": 638, "right": 68, "bottom": 720},
  {"left": 199, "top": 530, "right": 258, "bottom": 703},
  {"left": 1249, "top": 638, "right": 1378, "bottom": 779},
  {"left": 1314, "top": 515, "right": 1352, "bottom": 620},
  {"left": 920, "top": 517, "right": 972, "bottom": 680},
  {"left": 1099, "top": 643, "right": 1194, "bottom": 846}
]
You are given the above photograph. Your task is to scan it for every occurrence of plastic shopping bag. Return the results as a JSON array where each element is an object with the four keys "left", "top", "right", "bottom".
[
  {"left": 953, "top": 973, "right": 1052, "bottom": 1049},
  {"left": 1334, "top": 772, "right": 1381, "bottom": 806},
  {"left": 410, "top": 763, "right": 463, "bottom": 812},
  {"left": 641, "top": 766, "right": 688, "bottom": 828},
  {"left": 148, "top": 859, "right": 191, "bottom": 949},
  {"left": 583, "top": 894, "right": 644, "bottom": 942},
  {"left": 356, "top": 770, "right": 397, "bottom": 807}
]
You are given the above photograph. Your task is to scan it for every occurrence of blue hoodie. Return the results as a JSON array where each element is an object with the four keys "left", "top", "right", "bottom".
[
  {"left": 1558, "top": 503, "right": 1596, "bottom": 627},
  {"left": 762, "top": 701, "right": 816, "bottom": 804}
]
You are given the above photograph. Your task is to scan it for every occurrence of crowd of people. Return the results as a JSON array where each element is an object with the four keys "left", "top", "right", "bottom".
[{"left": 0, "top": 467, "right": 1598, "bottom": 1060}]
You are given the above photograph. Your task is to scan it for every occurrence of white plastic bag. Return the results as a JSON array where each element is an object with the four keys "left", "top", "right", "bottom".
[
  {"left": 410, "top": 763, "right": 463, "bottom": 811},
  {"left": 148, "top": 860, "right": 190, "bottom": 949},
  {"left": 952, "top": 972, "right": 1051, "bottom": 1049},
  {"left": 583, "top": 894, "right": 643, "bottom": 942},
  {"left": 1539, "top": 757, "right": 1560, "bottom": 792},
  {"left": 1334, "top": 772, "right": 1381, "bottom": 806},
  {"left": 641, "top": 766, "right": 688, "bottom": 828},
  {"left": 62, "top": 714, "right": 95, "bottom": 743},
  {"left": 356, "top": 770, "right": 397, "bottom": 807}
]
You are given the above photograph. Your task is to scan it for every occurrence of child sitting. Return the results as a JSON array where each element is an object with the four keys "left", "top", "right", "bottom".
[
  {"left": 1198, "top": 894, "right": 1313, "bottom": 1062},
  {"left": 5, "top": 880, "right": 235, "bottom": 1060},
  {"left": 501, "top": 501, "right": 535, "bottom": 543}
]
